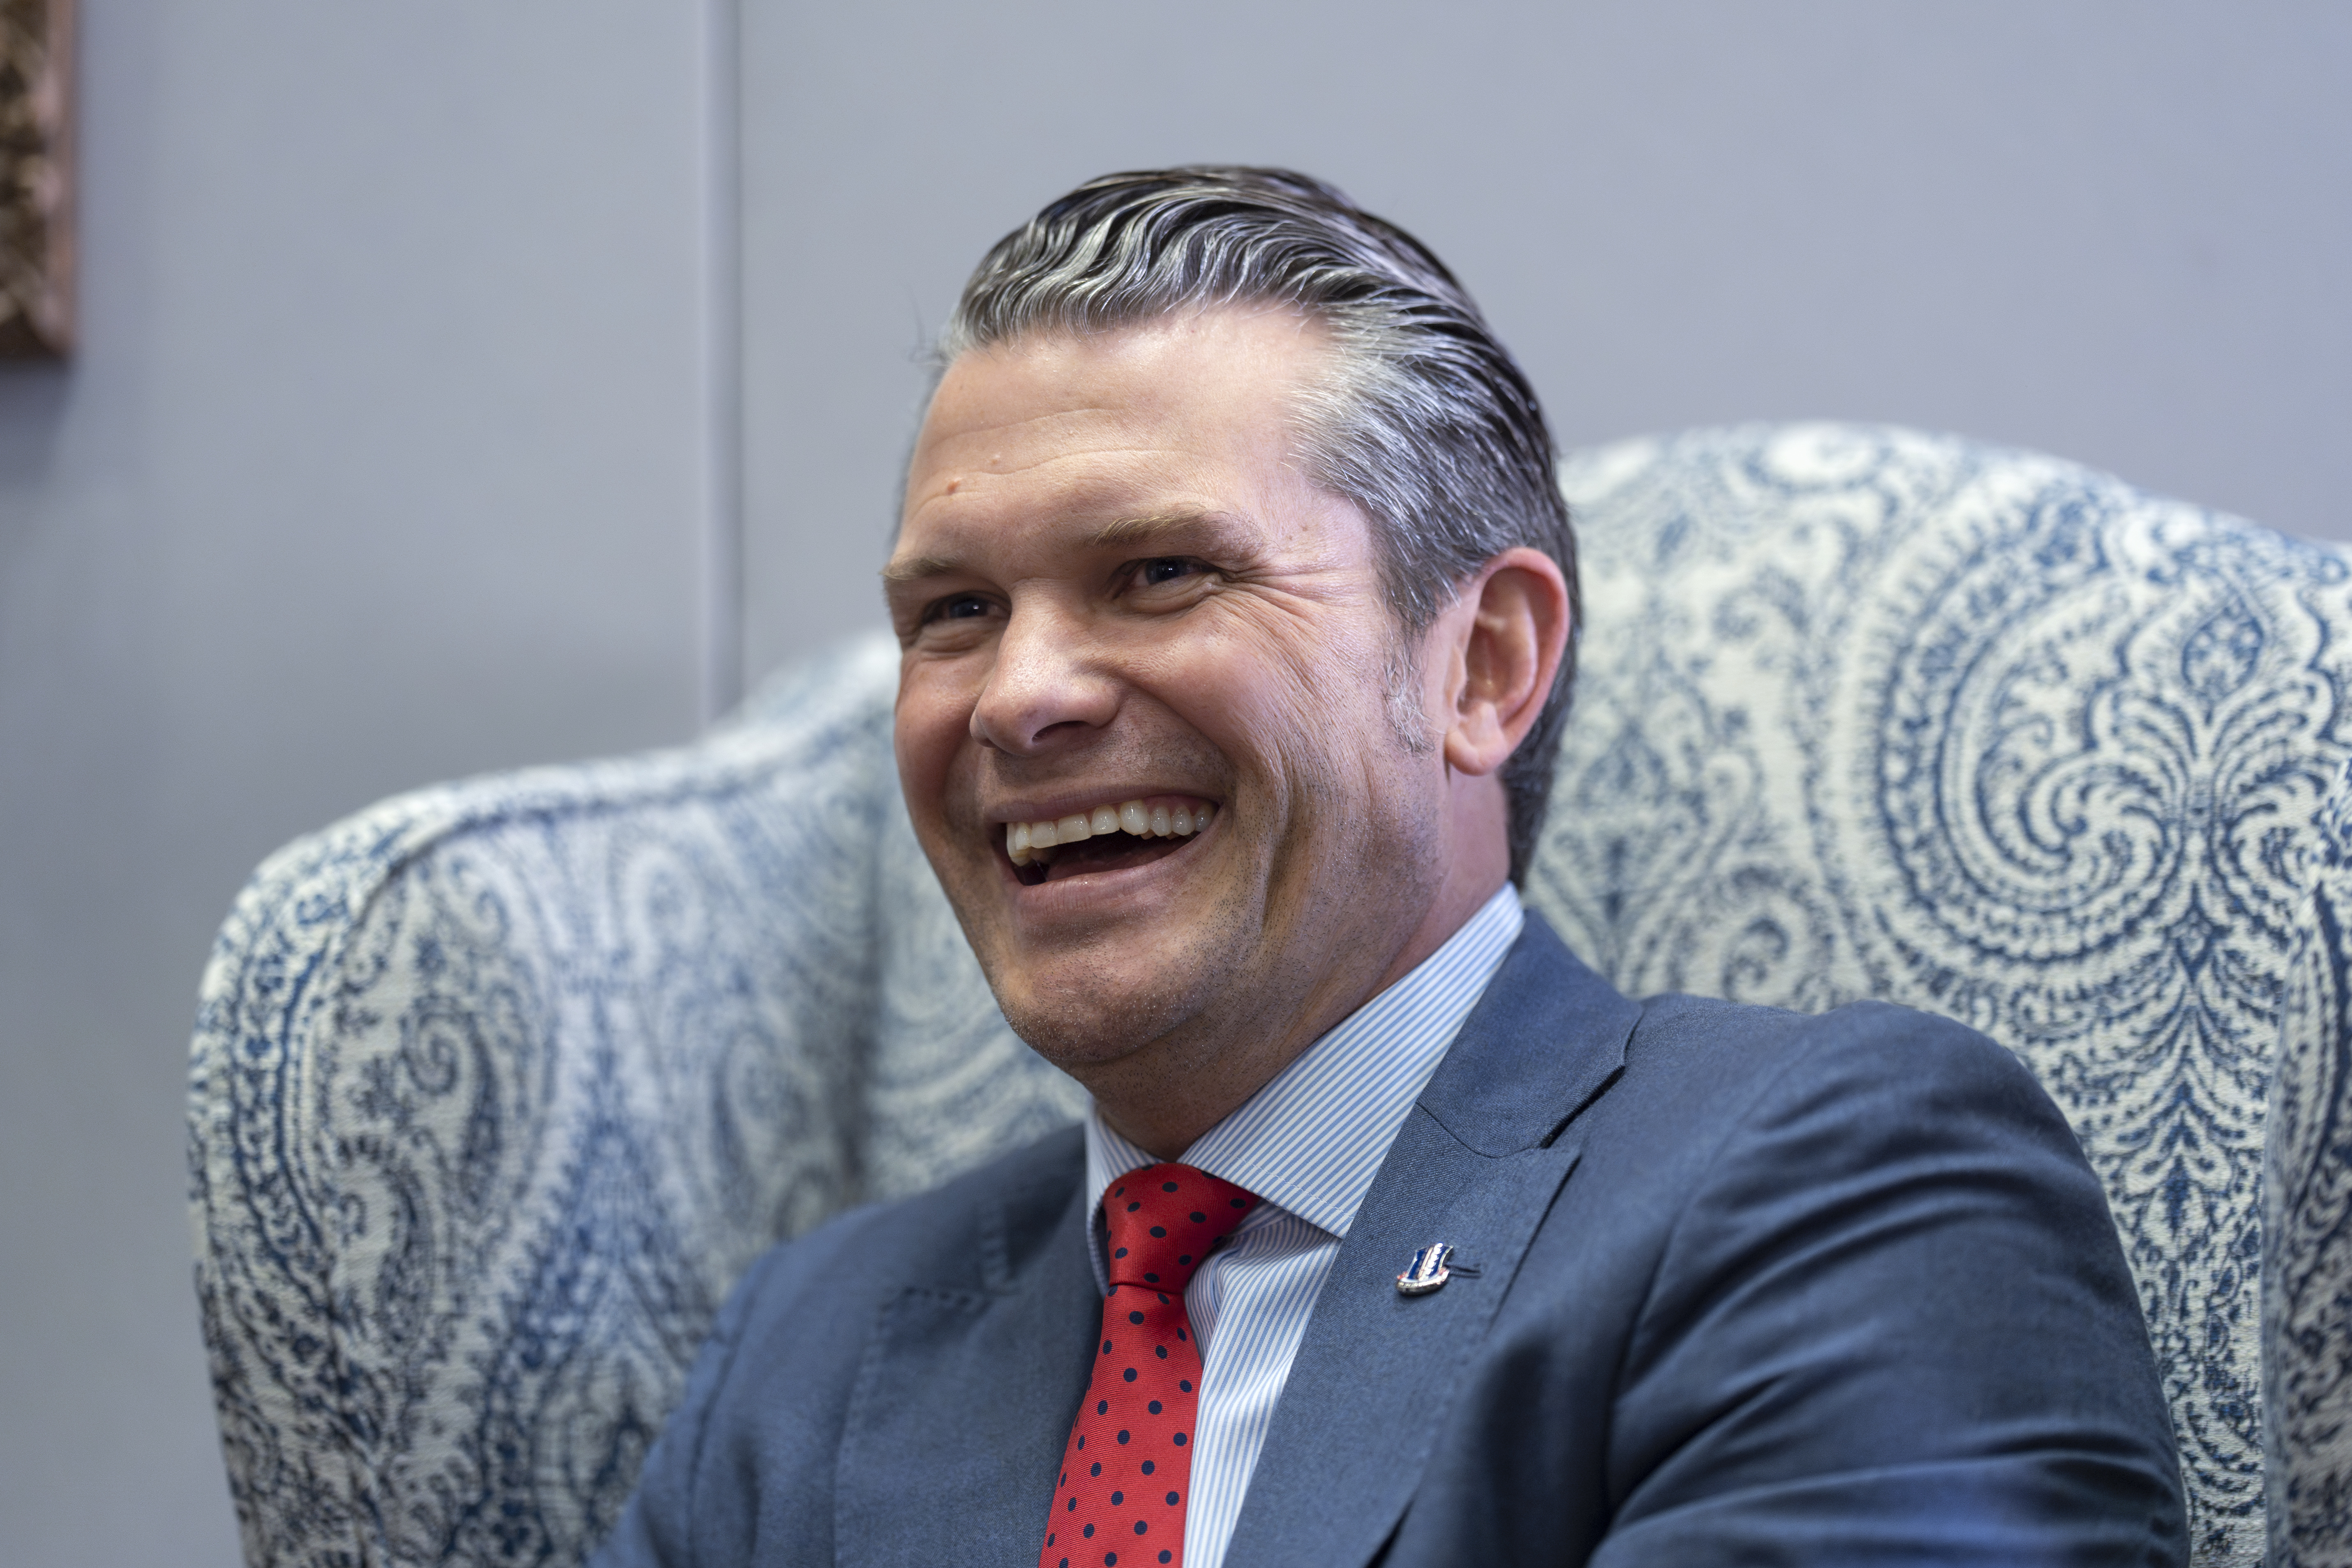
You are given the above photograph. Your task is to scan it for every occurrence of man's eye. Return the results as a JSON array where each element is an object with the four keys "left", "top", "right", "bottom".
[
  {"left": 927, "top": 593, "right": 994, "bottom": 623},
  {"left": 1138, "top": 558, "right": 1199, "bottom": 588}
]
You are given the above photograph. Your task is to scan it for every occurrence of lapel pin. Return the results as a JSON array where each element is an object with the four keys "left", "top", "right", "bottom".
[{"left": 1396, "top": 1241, "right": 1453, "bottom": 1296}]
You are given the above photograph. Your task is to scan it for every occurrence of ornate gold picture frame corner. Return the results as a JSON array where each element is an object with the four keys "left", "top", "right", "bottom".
[{"left": 0, "top": 0, "right": 73, "bottom": 360}]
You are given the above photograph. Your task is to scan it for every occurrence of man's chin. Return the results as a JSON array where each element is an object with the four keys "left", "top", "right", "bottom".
[{"left": 986, "top": 955, "right": 1213, "bottom": 1079}]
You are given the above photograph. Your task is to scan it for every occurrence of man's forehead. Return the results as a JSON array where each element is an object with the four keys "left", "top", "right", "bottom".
[
  {"left": 902, "top": 371, "right": 1227, "bottom": 535},
  {"left": 887, "top": 310, "right": 1364, "bottom": 589},
  {"left": 911, "top": 397, "right": 1147, "bottom": 473}
]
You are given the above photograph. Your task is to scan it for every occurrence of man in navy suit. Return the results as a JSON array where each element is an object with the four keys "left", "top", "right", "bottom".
[{"left": 595, "top": 168, "right": 2184, "bottom": 1566}]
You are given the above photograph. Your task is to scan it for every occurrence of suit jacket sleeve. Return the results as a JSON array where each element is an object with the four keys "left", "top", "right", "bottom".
[{"left": 1586, "top": 1001, "right": 2184, "bottom": 1566}]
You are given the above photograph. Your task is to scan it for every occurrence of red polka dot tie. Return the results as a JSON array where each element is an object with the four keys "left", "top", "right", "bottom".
[{"left": 1039, "top": 1162, "right": 1258, "bottom": 1568}]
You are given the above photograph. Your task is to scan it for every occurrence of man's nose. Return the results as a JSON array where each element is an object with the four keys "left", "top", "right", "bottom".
[{"left": 970, "top": 604, "right": 1120, "bottom": 754}]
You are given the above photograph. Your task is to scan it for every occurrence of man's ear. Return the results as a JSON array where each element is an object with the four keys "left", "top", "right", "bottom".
[{"left": 1436, "top": 547, "right": 1573, "bottom": 778}]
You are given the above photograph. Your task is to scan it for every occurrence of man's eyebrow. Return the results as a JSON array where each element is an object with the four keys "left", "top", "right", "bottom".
[
  {"left": 880, "top": 554, "right": 960, "bottom": 585},
  {"left": 882, "top": 512, "right": 1250, "bottom": 586},
  {"left": 1084, "top": 510, "right": 1245, "bottom": 551}
]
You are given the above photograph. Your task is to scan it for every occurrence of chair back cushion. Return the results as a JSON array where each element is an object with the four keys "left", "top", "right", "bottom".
[{"left": 1534, "top": 424, "right": 2352, "bottom": 1566}]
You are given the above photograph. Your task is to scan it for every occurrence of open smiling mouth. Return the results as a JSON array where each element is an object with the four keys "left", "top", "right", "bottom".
[{"left": 1001, "top": 797, "right": 1218, "bottom": 887}]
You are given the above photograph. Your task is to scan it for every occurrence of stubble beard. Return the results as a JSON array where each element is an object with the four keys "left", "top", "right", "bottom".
[{"left": 950, "top": 749, "right": 1446, "bottom": 1106}]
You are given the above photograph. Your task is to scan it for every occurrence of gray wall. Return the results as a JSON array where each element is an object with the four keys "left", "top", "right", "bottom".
[
  {"left": 0, "top": 3, "right": 718, "bottom": 1564},
  {"left": 2, "top": 4, "right": 2345, "bottom": 1566}
]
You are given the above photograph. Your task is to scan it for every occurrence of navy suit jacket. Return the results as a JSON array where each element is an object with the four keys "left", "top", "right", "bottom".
[{"left": 596, "top": 914, "right": 2185, "bottom": 1566}]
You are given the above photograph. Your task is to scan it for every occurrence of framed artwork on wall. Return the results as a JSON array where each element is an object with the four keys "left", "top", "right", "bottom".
[{"left": 0, "top": 0, "right": 71, "bottom": 357}]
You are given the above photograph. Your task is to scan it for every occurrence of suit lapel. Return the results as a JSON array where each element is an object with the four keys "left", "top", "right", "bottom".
[
  {"left": 1222, "top": 915, "right": 1638, "bottom": 1568},
  {"left": 835, "top": 1141, "right": 1100, "bottom": 1568}
]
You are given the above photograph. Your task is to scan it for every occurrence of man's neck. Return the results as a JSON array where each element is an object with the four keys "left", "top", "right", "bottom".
[{"left": 1093, "top": 870, "right": 1514, "bottom": 1159}]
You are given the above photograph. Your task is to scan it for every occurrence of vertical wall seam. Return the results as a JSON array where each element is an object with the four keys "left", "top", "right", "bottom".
[{"left": 700, "top": 0, "right": 745, "bottom": 726}]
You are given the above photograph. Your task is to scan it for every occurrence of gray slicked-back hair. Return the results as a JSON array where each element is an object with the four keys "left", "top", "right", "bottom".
[{"left": 937, "top": 166, "right": 1578, "bottom": 884}]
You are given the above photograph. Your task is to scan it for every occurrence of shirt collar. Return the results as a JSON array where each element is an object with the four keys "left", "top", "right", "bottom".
[{"left": 1083, "top": 883, "right": 1524, "bottom": 1262}]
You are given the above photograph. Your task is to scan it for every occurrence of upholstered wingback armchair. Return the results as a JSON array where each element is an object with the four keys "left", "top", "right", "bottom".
[{"left": 188, "top": 424, "right": 2352, "bottom": 1568}]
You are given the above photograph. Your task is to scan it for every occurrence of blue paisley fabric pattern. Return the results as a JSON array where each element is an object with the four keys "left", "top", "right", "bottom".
[
  {"left": 189, "top": 424, "right": 2350, "bottom": 1568},
  {"left": 2268, "top": 757, "right": 2352, "bottom": 1567}
]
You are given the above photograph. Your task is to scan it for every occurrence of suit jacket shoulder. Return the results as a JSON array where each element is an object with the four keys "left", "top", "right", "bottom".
[
  {"left": 1332, "top": 924, "right": 2186, "bottom": 1567},
  {"left": 593, "top": 1125, "right": 1096, "bottom": 1568}
]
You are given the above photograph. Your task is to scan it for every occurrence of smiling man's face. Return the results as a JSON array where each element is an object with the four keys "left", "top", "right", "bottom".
[{"left": 887, "top": 308, "right": 1459, "bottom": 1145}]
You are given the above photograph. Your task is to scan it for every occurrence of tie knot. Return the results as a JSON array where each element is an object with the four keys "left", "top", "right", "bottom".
[{"left": 1101, "top": 1162, "right": 1257, "bottom": 1291}]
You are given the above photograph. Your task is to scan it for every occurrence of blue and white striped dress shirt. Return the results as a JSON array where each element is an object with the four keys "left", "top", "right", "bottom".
[{"left": 1081, "top": 883, "right": 1525, "bottom": 1568}]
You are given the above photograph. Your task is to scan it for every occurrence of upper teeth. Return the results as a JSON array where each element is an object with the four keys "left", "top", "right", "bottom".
[{"left": 1006, "top": 798, "right": 1215, "bottom": 866}]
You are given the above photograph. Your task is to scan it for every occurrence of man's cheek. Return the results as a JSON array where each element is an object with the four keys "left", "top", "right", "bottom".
[{"left": 894, "top": 697, "right": 968, "bottom": 814}]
